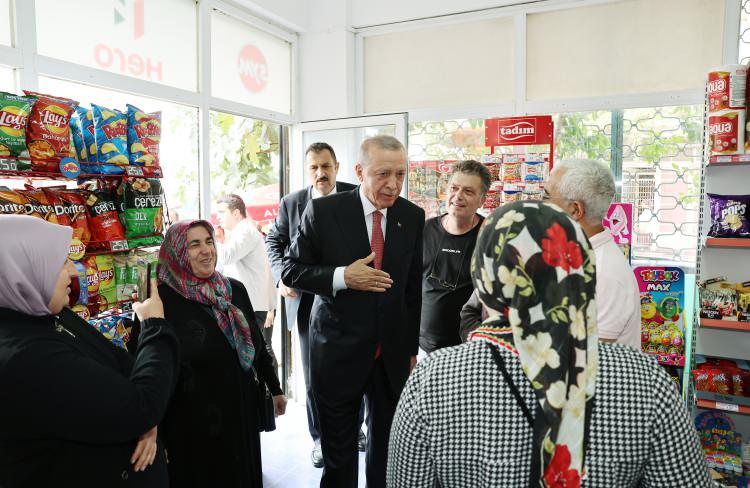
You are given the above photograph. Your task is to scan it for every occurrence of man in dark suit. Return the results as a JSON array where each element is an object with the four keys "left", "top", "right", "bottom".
[
  {"left": 282, "top": 135, "right": 424, "bottom": 488},
  {"left": 266, "top": 142, "right": 357, "bottom": 467}
]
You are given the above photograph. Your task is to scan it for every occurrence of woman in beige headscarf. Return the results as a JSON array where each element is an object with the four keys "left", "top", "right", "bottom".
[{"left": 0, "top": 215, "right": 179, "bottom": 488}]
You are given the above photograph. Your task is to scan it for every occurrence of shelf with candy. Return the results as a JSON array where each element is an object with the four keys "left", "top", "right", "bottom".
[
  {"left": 480, "top": 152, "right": 549, "bottom": 213},
  {"left": 698, "top": 277, "right": 750, "bottom": 329},
  {"left": 694, "top": 410, "right": 750, "bottom": 486}
]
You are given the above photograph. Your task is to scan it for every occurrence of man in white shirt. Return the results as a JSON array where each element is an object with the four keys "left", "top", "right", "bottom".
[
  {"left": 216, "top": 194, "right": 278, "bottom": 370},
  {"left": 544, "top": 159, "right": 641, "bottom": 349}
]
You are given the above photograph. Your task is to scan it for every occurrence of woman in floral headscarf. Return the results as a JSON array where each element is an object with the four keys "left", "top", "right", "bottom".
[
  {"left": 387, "top": 202, "right": 711, "bottom": 487},
  {"left": 152, "top": 220, "right": 286, "bottom": 488}
]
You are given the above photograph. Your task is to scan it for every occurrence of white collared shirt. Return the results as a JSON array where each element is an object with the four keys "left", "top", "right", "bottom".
[
  {"left": 311, "top": 184, "right": 338, "bottom": 200},
  {"left": 331, "top": 186, "right": 388, "bottom": 292},
  {"left": 589, "top": 230, "right": 641, "bottom": 349}
]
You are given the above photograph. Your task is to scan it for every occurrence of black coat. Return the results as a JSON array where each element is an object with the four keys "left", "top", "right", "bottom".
[
  {"left": 153, "top": 278, "right": 282, "bottom": 488},
  {"left": 282, "top": 188, "right": 424, "bottom": 398},
  {"left": 266, "top": 181, "right": 356, "bottom": 330},
  {"left": 0, "top": 307, "right": 179, "bottom": 488}
]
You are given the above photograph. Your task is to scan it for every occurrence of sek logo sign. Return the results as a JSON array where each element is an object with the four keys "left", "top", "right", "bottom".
[{"left": 238, "top": 45, "right": 268, "bottom": 93}]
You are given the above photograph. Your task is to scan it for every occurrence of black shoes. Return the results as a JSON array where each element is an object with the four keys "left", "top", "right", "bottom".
[
  {"left": 358, "top": 430, "right": 367, "bottom": 452},
  {"left": 311, "top": 441, "right": 323, "bottom": 468}
]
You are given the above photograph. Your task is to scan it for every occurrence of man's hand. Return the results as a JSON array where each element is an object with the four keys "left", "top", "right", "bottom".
[
  {"left": 273, "top": 394, "right": 287, "bottom": 416},
  {"left": 264, "top": 310, "right": 275, "bottom": 329},
  {"left": 409, "top": 355, "right": 417, "bottom": 373},
  {"left": 344, "top": 253, "right": 393, "bottom": 292},
  {"left": 279, "top": 283, "right": 298, "bottom": 298},
  {"left": 131, "top": 426, "right": 157, "bottom": 472},
  {"left": 215, "top": 226, "right": 225, "bottom": 244}
]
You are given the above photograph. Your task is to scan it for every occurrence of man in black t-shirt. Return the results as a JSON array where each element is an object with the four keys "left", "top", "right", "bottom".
[{"left": 419, "top": 160, "right": 490, "bottom": 356}]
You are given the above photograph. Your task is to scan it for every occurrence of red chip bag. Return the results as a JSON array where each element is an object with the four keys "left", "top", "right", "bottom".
[
  {"left": 23, "top": 91, "right": 79, "bottom": 171},
  {"left": 44, "top": 188, "right": 92, "bottom": 246},
  {"left": 19, "top": 188, "right": 59, "bottom": 224},
  {"left": 82, "top": 188, "right": 126, "bottom": 244}
]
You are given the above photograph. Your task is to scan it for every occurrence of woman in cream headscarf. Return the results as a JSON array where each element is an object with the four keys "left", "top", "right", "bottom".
[
  {"left": 387, "top": 202, "right": 711, "bottom": 487},
  {"left": 0, "top": 215, "right": 179, "bottom": 488}
]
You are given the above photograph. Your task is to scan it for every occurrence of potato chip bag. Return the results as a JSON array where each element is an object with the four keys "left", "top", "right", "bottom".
[
  {"left": 0, "top": 92, "right": 35, "bottom": 159},
  {"left": 44, "top": 188, "right": 92, "bottom": 249},
  {"left": 20, "top": 188, "right": 59, "bottom": 224},
  {"left": 82, "top": 188, "right": 126, "bottom": 244},
  {"left": 95, "top": 254, "right": 116, "bottom": 309},
  {"left": 76, "top": 107, "right": 97, "bottom": 162},
  {"left": 0, "top": 188, "right": 32, "bottom": 216},
  {"left": 708, "top": 193, "right": 750, "bottom": 237},
  {"left": 127, "top": 104, "right": 161, "bottom": 167},
  {"left": 69, "top": 112, "right": 88, "bottom": 162},
  {"left": 113, "top": 254, "right": 128, "bottom": 302},
  {"left": 91, "top": 104, "right": 128, "bottom": 166},
  {"left": 125, "top": 252, "right": 139, "bottom": 300},
  {"left": 122, "top": 177, "right": 164, "bottom": 241},
  {"left": 23, "top": 91, "right": 79, "bottom": 171}
]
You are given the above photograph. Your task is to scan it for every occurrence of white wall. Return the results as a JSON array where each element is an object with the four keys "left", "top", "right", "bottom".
[
  {"left": 230, "top": 0, "right": 309, "bottom": 32},
  {"left": 350, "top": 0, "right": 527, "bottom": 27}
]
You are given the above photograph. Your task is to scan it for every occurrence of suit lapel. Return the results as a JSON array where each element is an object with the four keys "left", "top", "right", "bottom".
[
  {"left": 334, "top": 190, "right": 371, "bottom": 261},
  {"left": 296, "top": 186, "right": 312, "bottom": 219}
]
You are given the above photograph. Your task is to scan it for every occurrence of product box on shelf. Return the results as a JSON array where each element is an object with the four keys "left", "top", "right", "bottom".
[{"left": 636, "top": 266, "right": 686, "bottom": 366}]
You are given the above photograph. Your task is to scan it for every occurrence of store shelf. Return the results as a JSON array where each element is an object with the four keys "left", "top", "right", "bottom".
[
  {"left": 0, "top": 164, "right": 163, "bottom": 180},
  {"left": 705, "top": 237, "right": 750, "bottom": 249},
  {"left": 700, "top": 318, "right": 750, "bottom": 331},
  {"left": 708, "top": 154, "right": 750, "bottom": 166},
  {"left": 696, "top": 398, "right": 750, "bottom": 415}
]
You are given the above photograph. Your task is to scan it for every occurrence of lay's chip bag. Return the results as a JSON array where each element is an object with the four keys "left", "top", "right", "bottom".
[
  {"left": 69, "top": 112, "right": 88, "bottom": 162},
  {"left": 91, "top": 104, "right": 128, "bottom": 166},
  {"left": 127, "top": 104, "right": 161, "bottom": 167},
  {"left": 0, "top": 92, "right": 35, "bottom": 159},
  {"left": 23, "top": 91, "right": 79, "bottom": 171},
  {"left": 77, "top": 107, "right": 97, "bottom": 162},
  {"left": 95, "top": 254, "right": 116, "bottom": 310}
]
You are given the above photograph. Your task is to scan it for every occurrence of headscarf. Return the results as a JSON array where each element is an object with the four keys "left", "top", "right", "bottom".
[
  {"left": 0, "top": 215, "right": 73, "bottom": 316},
  {"left": 158, "top": 220, "right": 256, "bottom": 371},
  {"left": 469, "top": 202, "right": 598, "bottom": 488}
]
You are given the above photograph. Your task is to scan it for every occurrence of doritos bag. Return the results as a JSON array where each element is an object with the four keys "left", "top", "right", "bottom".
[
  {"left": 127, "top": 104, "right": 161, "bottom": 167},
  {"left": 20, "top": 188, "right": 59, "bottom": 224},
  {"left": 0, "top": 92, "right": 35, "bottom": 159},
  {"left": 23, "top": 91, "right": 79, "bottom": 171},
  {"left": 91, "top": 104, "right": 128, "bottom": 166},
  {"left": 0, "top": 188, "right": 32, "bottom": 216}
]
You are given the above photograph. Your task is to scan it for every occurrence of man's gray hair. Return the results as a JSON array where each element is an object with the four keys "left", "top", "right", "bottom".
[
  {"left": 359, "top": 135, "right": 405, "bottom": 165},
  {"left": 553, "top": 159, "right": 615, "bottom": 224}
]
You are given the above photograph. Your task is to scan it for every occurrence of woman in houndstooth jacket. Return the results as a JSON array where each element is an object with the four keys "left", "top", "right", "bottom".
[{"left": 387, "top": 202, "right": 712, "bottom": 488}]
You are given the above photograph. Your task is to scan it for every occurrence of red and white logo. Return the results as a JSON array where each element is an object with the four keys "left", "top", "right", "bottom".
[
  {"left": 238, "top": 45, "right": 268, "bottom": 93},
  {"left": 498, "top": 121, "right": 536, "bottom": 143},
  {"left": 707, "top": 79, "right": 727, "bottom": 94}
]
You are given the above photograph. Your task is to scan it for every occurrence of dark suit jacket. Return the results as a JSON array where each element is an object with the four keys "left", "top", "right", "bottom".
[
  {"left": 266, "top": 181, "right": 356, "bottom": 330},
  {"left": 281, "top": 188, "right": 424, "bottom": 397}
]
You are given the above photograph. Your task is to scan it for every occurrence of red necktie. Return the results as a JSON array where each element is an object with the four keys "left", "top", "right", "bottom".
[
  {"left": 371, "top": 211, "right": 384, "bottom": 270},
  {"left": 371, "top": 210, "right": 384, "bottom": 359}
]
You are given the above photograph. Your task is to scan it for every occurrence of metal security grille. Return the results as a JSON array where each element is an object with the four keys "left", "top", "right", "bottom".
[
  {"left": 408, "top": 105, "right": 702, "bottom": 270},
  {"left": 740, "top": 0, "right": 750, "bottom": 64}
]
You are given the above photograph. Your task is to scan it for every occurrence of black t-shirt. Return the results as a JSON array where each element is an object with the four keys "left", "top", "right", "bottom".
[{"left": 420, "top": 214, "right": 484, "bottom": 353}]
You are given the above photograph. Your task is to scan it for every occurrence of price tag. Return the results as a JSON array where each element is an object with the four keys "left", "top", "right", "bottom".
[
  {"left": 110, "top": 240, "right": 130, "bottom": 252},
  {"left": 0, "top": 159, "right": 18, "bottom": 171},
  {"left": 716, "top": 402, "right": 740, "bottom": 413},
  {"left": 126, "top": 166, "right": 144, "bottom": 176}
]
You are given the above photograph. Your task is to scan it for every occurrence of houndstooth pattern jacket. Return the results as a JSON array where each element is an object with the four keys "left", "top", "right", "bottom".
[{"left": 387, "top": 341, "right": 713, "bottom": 487}]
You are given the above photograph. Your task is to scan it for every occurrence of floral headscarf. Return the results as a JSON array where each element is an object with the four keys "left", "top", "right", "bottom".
[
  {"left": 158, "top": 220, "right": 256, "bottom": 371},
  {"left": 469, "top": 202, "right": 598, "bottom": 488}
]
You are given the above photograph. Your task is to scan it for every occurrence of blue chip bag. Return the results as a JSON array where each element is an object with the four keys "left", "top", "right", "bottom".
[
  {"left": 91, "top": 104, "right": 128, "bottom": 166},
  {"left": 77, "top": 107, "right": 97, "bottom": 163},
  {"left": 127, "top": 104, "right": 161, "bottom": 167},
  {"left": 69, "top": 113, "right": 87, "bottom": 161}
]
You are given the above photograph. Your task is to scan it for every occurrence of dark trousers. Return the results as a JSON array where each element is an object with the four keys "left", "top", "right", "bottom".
[
  {"left": 254, "top": 311, "right": 278, "bottom": 372},
  {"left": 314, "top": 358, "right": 396, "bottom": 488},
  {"left": 298, "top": 295, "right": 364, "bottom": 443}
]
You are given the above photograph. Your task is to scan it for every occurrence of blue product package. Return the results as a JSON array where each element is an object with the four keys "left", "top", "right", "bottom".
[
  {"left": 126, "top": 104, "right": 161, "bottom": 166},
  {"left": 91, "top": 104, "right": 128, "bottom": 165},
  {"left": 69, "top": 113, "right": 88, "bottom": 162},
  {"left": 76, "top": 107, "right": 97, "bottom": 163}
]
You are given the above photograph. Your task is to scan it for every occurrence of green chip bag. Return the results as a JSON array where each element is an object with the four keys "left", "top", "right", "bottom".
[
  {"left": 123, "top": 178, "right": 164, "bottom": 239},
  {"left": 95, "top": 254, "right": 116, "bottom": 309},
  {"left": 125, "top": 252, "right": 139, "bottom": 301},
  {"left": 0, "top": 92, "right": 35, "bottom": 159},
  {"left": 113, "top": 254, "right": 128, "bottom": 303}
]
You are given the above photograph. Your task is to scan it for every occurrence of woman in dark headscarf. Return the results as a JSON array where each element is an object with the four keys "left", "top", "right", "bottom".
[
  {"left": 153, "top": 220, "right": 285, "bottom": 488},
  {"left": 387, "top": 202, "right": 711, "bottom": 487},
  {"left": 0, "top": 215, "right": 179, "bottom": 488}
]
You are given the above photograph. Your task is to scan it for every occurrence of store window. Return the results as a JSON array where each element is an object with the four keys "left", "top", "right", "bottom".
[
  {"left": 209, "top": 111, "right": 281, "bottom": 233},
  {"left": 38, "top": 77, "right": 201, "bottom": 220},
  {"left": 621, "top": 105, "right": 702, "bottom": 269},
  {"left": 0, "top": 0, "right": 11, "bottom": 46},
  {"left": 0, "top": 67, "right": 15, "bottom": 92},
  {"left": 740, "top": 0, "right": 750, "bottom": 64},
  {"left": 211, "top": 11, "right": 292, "bottom": 115},
  {"left": 35, "top": 0, "right": 198, "bottom": 91}
]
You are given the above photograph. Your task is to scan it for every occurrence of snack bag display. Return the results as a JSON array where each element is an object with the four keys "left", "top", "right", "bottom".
[
  {"left": 0, "top": 92, "right": 35, "bottom": 159},
  {"left": 77, "top": 107, "right": 97, "bottom": 162},
  {"left": 127, "top": 104, "right": 161, "bottom": 167},
  {"left": 708, "top": 194, "right": 750, "bottom": 238},
  {"left": 69, "top": 112, "right": 88, "bottom": 162},
  {"left": 82, "top": 188, "right": 127, "bottom": 245},
  {"left": 635, "top": 267, "right": 686, "bottom": 366},
  {"left": 696, "top": 411, "right": 743, "bottom": 474},
  {"left": 44, "top": 188, "right": 92, "bottom": 254},
  {"left": 91, "top": 104, "right": 128, "bottom": 166},
  {"left": 502, "top": 160, "right": 522, "bottom": 183},
  {"left": 20, "top": 188, "right": 59, "bottom": 224},
  {"left": 95, "top": 254, "right": 116, "bottom": 309},
  {"left": 122, "top": 177, "right": 164, "bottom": 245},
  {"left": 0, "top": 188, "right": 31, "bottom": 216},
  {"left": 23, "top": 91, "right": 79, "bottom": 171}
]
